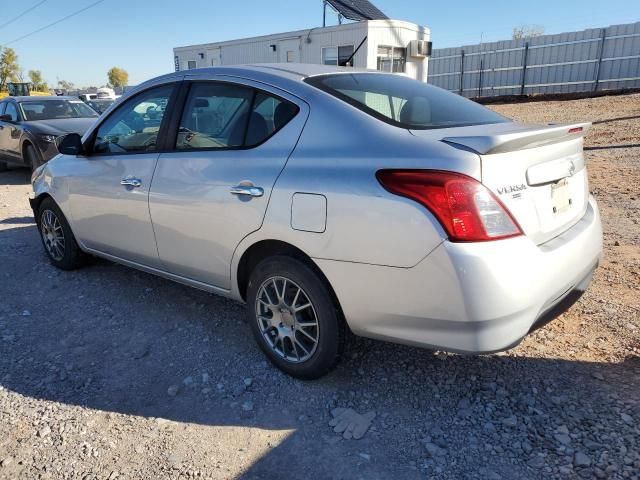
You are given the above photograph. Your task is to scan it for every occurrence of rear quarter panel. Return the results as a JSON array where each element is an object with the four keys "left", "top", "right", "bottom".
[{"left": 232, "top": 90, "right": 482, "bottom": 282}]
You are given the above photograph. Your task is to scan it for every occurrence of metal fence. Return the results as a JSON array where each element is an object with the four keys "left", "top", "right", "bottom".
[{"left": 428, "top": 22, "right": 640, "bottom": 97}]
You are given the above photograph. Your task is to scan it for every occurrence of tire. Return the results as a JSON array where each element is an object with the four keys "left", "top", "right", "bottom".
[
  {"left": 24, "top": 144, "right": 42, "bottom": 172},
  {"left": 37, "top": 197, "right": 86, "bottom": 270},
  {"left": 246, "top": 256, "right": 345, "bottom": 380}
]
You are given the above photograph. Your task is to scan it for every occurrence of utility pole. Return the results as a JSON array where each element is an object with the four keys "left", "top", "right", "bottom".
[{"left": 323, "top": 1, "right": 327, "bottom": 27}]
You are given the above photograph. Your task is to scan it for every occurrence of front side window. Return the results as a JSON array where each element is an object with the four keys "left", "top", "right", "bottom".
[
  {"left": 87, "top": 99, "right": 114, "bottom": 114},
  {"left": 20, "top": 100, "right": 98, "bottom": 121},
  {"left": 4, "top": 103, "right": 19, "bottom": 122},
  {"left": 176, "top": 83, "right": 299, "bottom": 150},
  {"left": 305, "top": 73, "right": 507, "bottom": 130},
  {"left": 93, "top": 84, "right": 174, "bottom": 154}
]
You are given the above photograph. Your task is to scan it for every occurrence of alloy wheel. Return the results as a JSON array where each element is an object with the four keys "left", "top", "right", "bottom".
[
  {"left": 40, "top": 209, "right": 65, "bottom": 261},
  {"left": 255, "top": 276, "right": 320, "bottom": 363}
]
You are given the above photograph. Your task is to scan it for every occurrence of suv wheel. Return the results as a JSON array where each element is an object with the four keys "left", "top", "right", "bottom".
[
  {"left": 25, "top": 144, "right": 41, "bottom": 171},
  {"left": 37, "top": 197, "right": 87, "bottom": 270},
  {"left": 246, "top": 256, "right": 345, "bottom": 379}
]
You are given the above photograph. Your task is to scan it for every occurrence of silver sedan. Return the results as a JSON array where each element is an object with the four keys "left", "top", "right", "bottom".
[{"left": 30, "top": 64, "right": 602, "bottom": 379}]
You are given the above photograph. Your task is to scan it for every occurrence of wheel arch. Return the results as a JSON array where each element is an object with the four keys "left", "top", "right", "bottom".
[
  {"left": 21, "top": 138, "right": 33, "bottom": 155},
  {"left": 30, "top": 192, "right": 54, "bottom": 220},
  {"left": 235, "top": 239, "right": 346, "bottom": 324},
  {"left": 21, "top": 137, "right": 37, "bottom": 159}
]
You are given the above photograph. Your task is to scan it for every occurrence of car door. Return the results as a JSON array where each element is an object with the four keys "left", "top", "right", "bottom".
[
  {"left": 65, "top": 79, "right": 180, "bottom": 267},
  {"left": 0, "top": 102, "right": 23, "bottom": 163},
  {"left": 149, "top": 76, "right": 308, "bottom": 289}
]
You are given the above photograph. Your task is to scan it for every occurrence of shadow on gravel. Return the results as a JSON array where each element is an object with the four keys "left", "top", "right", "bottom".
[
  {"left": 0, "top": 216, "right": 34, "bottom": 225},
  {"left": 1, "top": 223, "right": 639, "bottom": 479},
  {"left": 584, "top": 144, "right": 640, "bottom": 151},
  {"left": 0, "top": 168, "right": 31, "bottom": 185}
]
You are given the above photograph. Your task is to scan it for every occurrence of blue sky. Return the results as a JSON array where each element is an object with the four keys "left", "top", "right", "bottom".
[{"left": 2, "top": 0, "right": 638, "bottom": 87}]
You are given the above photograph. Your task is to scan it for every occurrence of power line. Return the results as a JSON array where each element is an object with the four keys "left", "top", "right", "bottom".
[
  {"left": 0, "top": 0, "right": 49, "bottom": 30},
  {"left": 3, "top": 0, "right": 107, "bottom": 46}
]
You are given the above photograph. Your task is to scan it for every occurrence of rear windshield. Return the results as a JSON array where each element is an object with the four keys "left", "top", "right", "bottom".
[{"left": 305, "top": 73, "right": 507, "bottom": 130}]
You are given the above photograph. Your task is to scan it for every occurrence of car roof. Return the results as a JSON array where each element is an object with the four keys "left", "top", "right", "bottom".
[
  {"left": 124, "top": 63, "right": 385, "bottom": 102},
  {"left": 100, "top": 64, "right": 397, "bottom": 116},
  {"left": 188, "top": 63, "right": 372, "bottom": 80},
  {"left": 139, "top": 63, "right": 377, "bottom": 88},
  {"left": 8, "top": 96, "right": 79, "bottom": 102}
]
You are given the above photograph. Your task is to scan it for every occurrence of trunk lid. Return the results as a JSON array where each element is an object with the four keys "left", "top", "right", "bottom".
[{"left": 410, "top": 122, "right": 591, "bottom": 245}]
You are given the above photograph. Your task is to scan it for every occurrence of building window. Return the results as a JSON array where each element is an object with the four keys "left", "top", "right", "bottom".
[
  {"left": 322, "top": 47, "right": 338, "bottom": 66},
  {"left": 187, "top": 60, "right": 197, "bottom": 70},
  {"left": 376, "top": 46, "right": 406, "bottom": 73},
  {"left": 322, "top": 45, "right": 354, "bottom": 66},
  {"left": 338, "top": 45, "right": 354, "bottom": 66},
  {"left": 286, "top": 50, "right": 295, "bottom": 62}
]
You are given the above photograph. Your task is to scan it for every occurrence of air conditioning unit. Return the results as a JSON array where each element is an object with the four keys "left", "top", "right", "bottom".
[{"left": 408, "top": 40, "right": 432, "bottom": 58}]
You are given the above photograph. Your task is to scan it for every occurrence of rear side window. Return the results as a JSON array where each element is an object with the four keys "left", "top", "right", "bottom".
[
  {"left": 305, "top": 73, "right": 506, "bottom": 130},
  {"left": 176, "top": 83, "right": 299, "bottom": 150}
]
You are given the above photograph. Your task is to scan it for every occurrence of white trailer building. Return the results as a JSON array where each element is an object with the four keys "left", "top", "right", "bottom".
[{"left": 173, "top": 19, "right": 431, "bottom": 82}]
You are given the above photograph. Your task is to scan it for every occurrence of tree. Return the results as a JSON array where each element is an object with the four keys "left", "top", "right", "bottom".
[
  {"left": 512, "top": 25, "right": 545, "bottom": 40},
  {"left": 0, "top": 47, "right": 20, "bottom": 91},
  {"left": 28, "top": 70, "right": 48, "bottom": 92},
  {"left": 57, "top": 79, "right": 74, "bottom": 91},
  {"left": 107, "top": 67, "right": 128, "bottom": 88}
]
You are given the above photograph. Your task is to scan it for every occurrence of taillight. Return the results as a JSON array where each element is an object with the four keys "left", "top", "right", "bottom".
[{"left": 376, "top": 170, "right": 523, "bottom": 242}]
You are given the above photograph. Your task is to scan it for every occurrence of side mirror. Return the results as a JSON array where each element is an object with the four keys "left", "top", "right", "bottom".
[
  {"left": 57, "top": 133, "right": 85, "bottom": 156},
  {"left": 0, "top": 114, "right": 12, "bottom": 122}
]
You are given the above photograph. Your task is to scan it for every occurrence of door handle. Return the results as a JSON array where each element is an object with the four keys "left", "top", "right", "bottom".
[
  {"left": 121, "top": 177, "right": 142, "bottom": 188},
  {"left": 230, "top": 185, "right": 264, "bottom": 197}
]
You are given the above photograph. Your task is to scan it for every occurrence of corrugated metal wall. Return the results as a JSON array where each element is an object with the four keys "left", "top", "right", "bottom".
[{"left": 428, "top": 22, "right": 640, "bottom": 97}]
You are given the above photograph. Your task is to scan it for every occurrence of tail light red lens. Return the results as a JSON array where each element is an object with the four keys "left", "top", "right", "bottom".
[{"left": 376, "top": 170, "right": 523, "bottom": 242}]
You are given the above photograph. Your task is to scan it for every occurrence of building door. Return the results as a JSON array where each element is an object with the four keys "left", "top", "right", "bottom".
[
  {"left": 279, "top": 39, "right": 299, "bottom": 63},
  {"left": 206, "top": 48, "right": 221, "bottom": 66}
]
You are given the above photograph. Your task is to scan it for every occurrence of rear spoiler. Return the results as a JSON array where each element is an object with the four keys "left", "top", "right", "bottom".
[{"left": 442, "top": 123, "right": 591, "bottom": 155}]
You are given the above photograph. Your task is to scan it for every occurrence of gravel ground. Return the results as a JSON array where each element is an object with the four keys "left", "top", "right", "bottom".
[{"left": 1, "top": 94, "right": 639, "bottom": 480}]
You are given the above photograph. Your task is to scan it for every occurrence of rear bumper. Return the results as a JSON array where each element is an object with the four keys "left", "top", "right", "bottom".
[{"left": 315, "top": 195, "right": 602, "bottom": 353}]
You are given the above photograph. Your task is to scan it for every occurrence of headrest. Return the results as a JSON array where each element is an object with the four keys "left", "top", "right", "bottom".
[
  {"left": 399, "top": 97, "right": 432, "bottom": 125},
  {"left": 274, "top": 102, "right": 297, "bottom": 130},
  {"left": 194, "top": 98, "right": 209, "bottom": 108}
]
